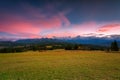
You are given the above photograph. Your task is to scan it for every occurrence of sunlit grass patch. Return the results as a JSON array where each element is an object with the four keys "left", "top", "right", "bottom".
[{"left": 0, "top": 50, "right": 120, "bottom": 80}]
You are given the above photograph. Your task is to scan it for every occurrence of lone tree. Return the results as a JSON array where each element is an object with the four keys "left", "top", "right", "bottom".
[{"left": 110, "top": 40, "right": 119, "bottom": 51}]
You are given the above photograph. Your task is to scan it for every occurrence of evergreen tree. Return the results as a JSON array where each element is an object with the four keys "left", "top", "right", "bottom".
[
  {"left": 111, "top": 40, "right": 119, "bottom": 51},
  {"left": 65, "top": 45, "right": 72, "bottom": 50},
  {"left": 73, "top": 44, "right": 79, "bottom": 50}
]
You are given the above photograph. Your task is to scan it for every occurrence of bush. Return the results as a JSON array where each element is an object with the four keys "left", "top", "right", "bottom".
[
  {"left": 111, "top": 40, "right": 119, "bottom": 51},
  {"left": 65, "top": 45, "right": 72, "bottom": 50},
  {"left": 73, "top": 44, "right": 79, "bottom": 50}
]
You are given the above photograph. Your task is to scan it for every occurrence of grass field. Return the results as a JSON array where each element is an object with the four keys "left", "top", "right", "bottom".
[{"left": 0, "top": 50, "right": 120, "bottom": 80}]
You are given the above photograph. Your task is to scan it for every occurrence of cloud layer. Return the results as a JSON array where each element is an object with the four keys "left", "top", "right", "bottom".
[{"left": 0, "top": 1, "right": 120, "bottom": 40}]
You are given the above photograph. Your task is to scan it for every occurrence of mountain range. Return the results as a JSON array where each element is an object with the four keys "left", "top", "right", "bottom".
[{"left": 0, "top": 35, "right": 120, "bottom": 47}]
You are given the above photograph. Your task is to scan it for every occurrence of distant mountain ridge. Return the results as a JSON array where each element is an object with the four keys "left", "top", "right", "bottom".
[{"left": 0, "top": 35, "right": 120, "bottom": 47}]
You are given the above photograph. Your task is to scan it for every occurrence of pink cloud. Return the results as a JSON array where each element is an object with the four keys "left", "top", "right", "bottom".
[
  {"left": 46, "top": 32, "right": 76, "bottom": 38},
  {"left": 4, "top": 3, "right": 119, "bottom": 38},
  {"left": 16, "top": 33, "right": 41, "bottom": 39},
  {"left": 71, "top": 21, "right": 99, "bottom": 35},
  {"left": 35, "top": 14, "right": 70, "bottom": 29},
  {"left": 36, "top": 16, "right": 62, "bottom": 29},
  {"left": 0, "top": 19, "right": 40, "bottom": 35},
  {"left": 0, "top": 14, "right": 41, "bottom": 39},
  {"left": 97, "top": 23, "right": 120, "bottom": 35},
  {"left": 98, "top": 24, "right": 120, "bottom": 32},
  {"left": 40, "top": 21, "right": 100, "bottom": 38},
  {"left": 0, "top": 3, "right": 71, "bottom": 39},
  {"left": 22, "top": 3, "right": 70, "bottom": 29}
]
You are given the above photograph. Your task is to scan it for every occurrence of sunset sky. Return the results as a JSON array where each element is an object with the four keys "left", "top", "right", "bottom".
[{"left": 0, "top": 0, "right": 120, "bottom": 40}]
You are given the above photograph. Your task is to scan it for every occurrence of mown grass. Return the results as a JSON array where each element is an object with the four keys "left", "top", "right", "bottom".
[{"left": 0, "top": 50, "right": 120, "bottom": 80}]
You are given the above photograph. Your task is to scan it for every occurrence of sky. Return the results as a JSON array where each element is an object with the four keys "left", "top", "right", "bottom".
[{"left": 0, "top": 0, "right": 120, "bottom": 40}]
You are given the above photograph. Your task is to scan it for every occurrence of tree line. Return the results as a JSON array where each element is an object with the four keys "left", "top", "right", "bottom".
[{"left": 0, "top": 40, "right": 119, "bottom": 53}]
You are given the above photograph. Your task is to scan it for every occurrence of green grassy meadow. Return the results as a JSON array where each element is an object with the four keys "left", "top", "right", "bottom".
[{"left": 0, "top": 50, "right": 120, "bottom": 80}]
